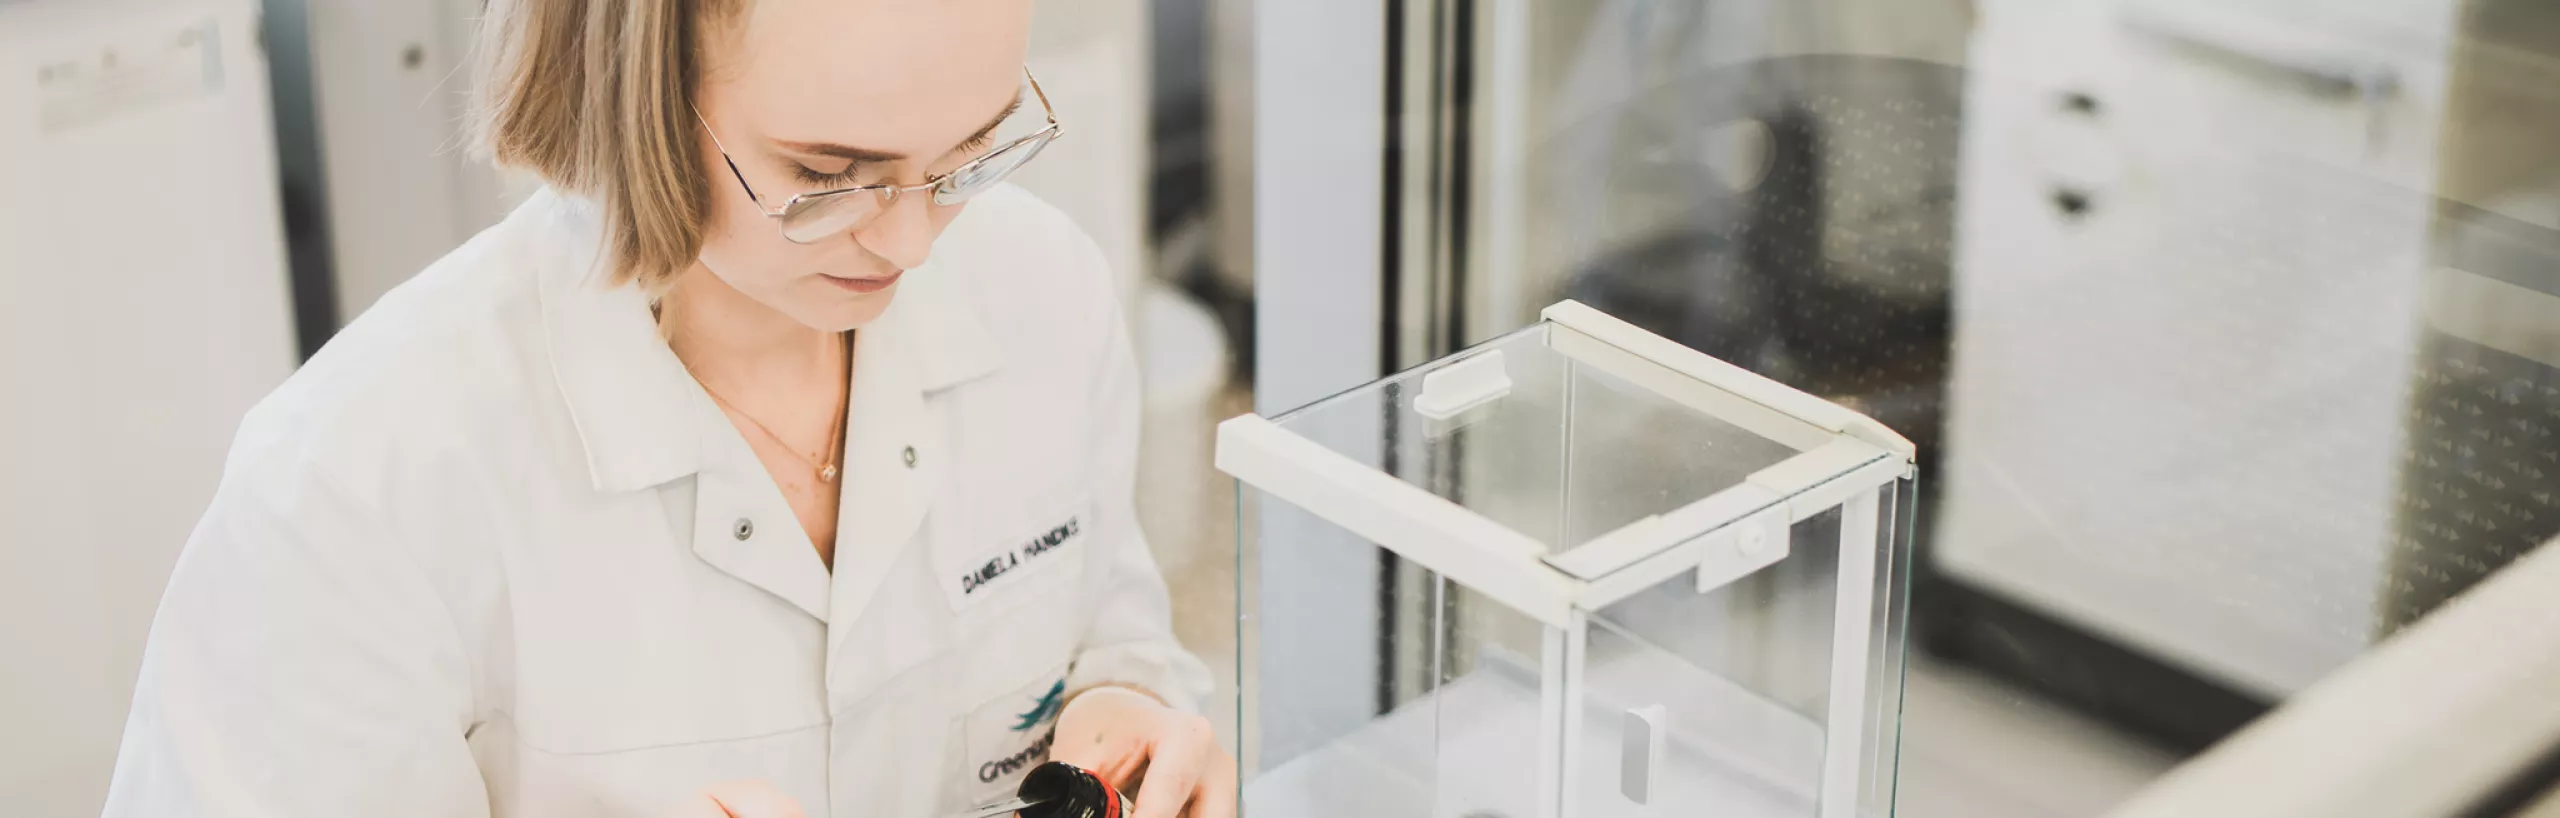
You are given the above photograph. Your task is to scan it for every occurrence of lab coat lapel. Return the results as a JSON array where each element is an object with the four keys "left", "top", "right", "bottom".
[
  {"left": 532, "top": 189, "right": 832, "bottom": 622},
  {"left": 826, "top": 263, "right": 1001, "bottom": 655},
  {"left": 685, "top": 432, "right": 834, "bottom": 623},
  {"left": 828, "top": 308, "right": 937, "bottom": 654}
]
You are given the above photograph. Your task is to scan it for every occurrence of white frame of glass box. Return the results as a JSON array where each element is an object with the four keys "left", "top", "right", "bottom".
[{"left": 1218, "top": 301, "right": 1918, "bottom": 818}]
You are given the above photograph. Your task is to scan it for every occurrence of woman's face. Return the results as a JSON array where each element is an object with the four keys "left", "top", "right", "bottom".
[{"left": 691, "top": 0, "right": 1035, "bottom": 331}]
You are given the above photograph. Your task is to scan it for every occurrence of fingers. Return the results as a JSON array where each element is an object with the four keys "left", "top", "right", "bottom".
[
  {"left": 1129, "top": 713, "right": 1216, "bottom": 818},
  {"left": 661, "top": 793, "right": 734, "bottom": 818},
  {"left": 697, "top": 780, "right": 807, "bottom": 818},
  {"left": 1051, "top": 726, "right": 1148, "bottom": 789},
  {"left": 1052, "top": 687, "right": 1164, "bottom": 790},
  {"left": 1185, "top": 753, "right": 1239, "bottom": 818}
]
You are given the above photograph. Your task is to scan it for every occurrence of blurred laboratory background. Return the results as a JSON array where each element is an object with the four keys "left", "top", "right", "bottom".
[{"left": 10, "top": 0, "right": 2560, "bottom": 815}]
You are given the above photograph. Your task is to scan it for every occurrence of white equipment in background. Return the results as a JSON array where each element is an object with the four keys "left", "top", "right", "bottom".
[
  {"left": 1133, "top": 281, "right": 1237, "bottom": 754},
  {"left": 290, "top": 0, "right": 532, "bottom": 325},
  {"left": 1135, "top": 282, "right": 1232, "bottom": 581},
  {"left": 1939, "top": 0, "right": 2458, "bottom": 697},
  {"left": 0, "top": 0, "right": 299, "bottom": 814},
  {"left": 2107, "top": 532, "right": 2560, "bottom": 818},
  {"left": 1019, "top": 0, "right": 1152, "bottom": 304}
]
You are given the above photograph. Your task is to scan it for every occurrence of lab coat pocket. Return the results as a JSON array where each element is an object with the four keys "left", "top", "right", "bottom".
[
  {"left": 930, "top": 497, "right": 1094, "bottom": 807},
  {"left": 944, "top": 661, "right": 1073, "bottom": 809}
]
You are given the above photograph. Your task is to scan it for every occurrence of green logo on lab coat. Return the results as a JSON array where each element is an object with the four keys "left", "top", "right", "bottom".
[{"left": 1015, "top": 680, "right": 1066, "bottom": 731}]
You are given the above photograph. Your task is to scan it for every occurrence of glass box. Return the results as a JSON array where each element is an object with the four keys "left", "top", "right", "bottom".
[{"left": 1219, "top": 302, "right": 1917, "bottom": 818}]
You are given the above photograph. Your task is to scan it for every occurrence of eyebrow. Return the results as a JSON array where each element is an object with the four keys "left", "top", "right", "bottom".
[{"left": 774, "top": 95, "right": 1026, "bottom": 163}]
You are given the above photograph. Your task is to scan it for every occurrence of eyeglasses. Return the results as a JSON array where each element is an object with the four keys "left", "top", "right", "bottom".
[{"left": 696, "top": 69, "right": 1061, "bottom": 244}]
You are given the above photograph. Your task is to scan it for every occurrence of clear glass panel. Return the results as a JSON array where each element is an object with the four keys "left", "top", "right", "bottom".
[
  {"left": 1236, "top": 314, "right": 1916, "bottom": 818},
  {"left": 1238, "top": 490, "right": 1444, "bottom": 816},
  {"left": 1267, "top": 323, "right": 1807, "bottom": 556},
  {"left": 1860, "top": 480, "right": 1917, "bottom": 815},
  {"left": 1424, "top": 584, "right": 1553, "bottom": 818},
  {"left": 1556, "top": 482, "right": 1911, "bottom": 818},
  {"left": 1431, "top": 0, "right": 2560, "bottom": 813},
  {"left": 1240, "top": 483, "right": 1915, "bottom": 818}
]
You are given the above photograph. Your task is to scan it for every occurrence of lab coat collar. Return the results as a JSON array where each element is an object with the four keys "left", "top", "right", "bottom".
[
  {"left": 532, "top": 190, "right": 1004, "bottom": 496},
  {"left": 532, "top": 191, "right": 705, "bottom": 495},
  {"left": 888, "top": 247, "right": 1003, "bottom": 394}
]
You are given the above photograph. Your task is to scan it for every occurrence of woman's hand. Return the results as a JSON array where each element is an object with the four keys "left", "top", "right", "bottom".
[
  {"left": 659, "top": 780, "right": 806, "bottom": 818},
  {"left": 1049, "top": 686, "right": 1237, "bottom": 818}
]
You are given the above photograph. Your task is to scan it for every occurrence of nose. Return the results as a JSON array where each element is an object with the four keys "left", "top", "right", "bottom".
[{"left": 852, "top": 191, "right": 936, "bottom": 271}]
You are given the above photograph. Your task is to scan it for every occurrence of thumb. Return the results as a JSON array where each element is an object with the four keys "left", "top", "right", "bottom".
[{"left": 698, "top": 780, "right": 807, "bottom": 818}]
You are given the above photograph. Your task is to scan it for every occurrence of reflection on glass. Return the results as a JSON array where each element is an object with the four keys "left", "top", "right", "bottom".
[
  {"left": 1235, "top": 310, "right": 1915, "bottom": 817},
  {"left": 1268, "top": 324, "right": 1804, "bottom": 554},
  {"left": 1441, "top": 0, "right": 2560, "bottom": 814}
]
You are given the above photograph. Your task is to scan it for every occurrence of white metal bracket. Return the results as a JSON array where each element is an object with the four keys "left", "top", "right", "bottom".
[
  {"left": 1541, "top": 300, "right": 1918, "bottom": 459},
  {"left": 1413, "top": 349, "right": 1512, "bottom": 420},
  {"left": 1698, "top": 501, "right": 1793, "bottom": 593}
]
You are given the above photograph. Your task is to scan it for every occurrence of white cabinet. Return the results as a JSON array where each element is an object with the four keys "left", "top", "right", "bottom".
[
  {"left": 295, "top": 0, "right": 532, "bottom": 324},
  {"left": 0, "top": 0, "right": 298, "bottom": 812},
  {"left": 1940, "top": 0, "right": 2458, "bottom": 697}
]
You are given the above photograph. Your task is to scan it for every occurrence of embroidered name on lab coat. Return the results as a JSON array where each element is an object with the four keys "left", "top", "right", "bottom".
[
  {"left": 956, "top": 515, "right": 1082, "bottom": 598},
  {"left": 962, "top": 513, "right": 1080, "bottom": 598}
]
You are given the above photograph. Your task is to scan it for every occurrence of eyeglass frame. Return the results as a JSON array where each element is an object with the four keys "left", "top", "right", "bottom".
[{"left": 692, "top": 68, "right": 1062, "bottom": 243}]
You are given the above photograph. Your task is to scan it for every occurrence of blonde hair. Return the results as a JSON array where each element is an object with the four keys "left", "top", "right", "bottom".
[{"left": 474, "top": 0, "right": 742, "bottom": 293}]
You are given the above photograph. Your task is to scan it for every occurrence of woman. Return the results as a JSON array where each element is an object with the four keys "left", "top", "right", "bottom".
[{"left": 101, "top": 0, "right": 1226, "bottom": 816}]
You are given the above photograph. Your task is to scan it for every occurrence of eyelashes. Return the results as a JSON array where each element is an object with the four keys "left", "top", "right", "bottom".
[
  {"left": 786, "top": 134, "right": 1004, "bottom": 189},
  {"left": 792, "top": 162, "right": 863, "bottom": 187}
]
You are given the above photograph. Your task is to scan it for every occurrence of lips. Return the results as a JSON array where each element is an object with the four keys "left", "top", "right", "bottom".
[{"left": 820, "top": 270, "right": 902, "bottom": 294}]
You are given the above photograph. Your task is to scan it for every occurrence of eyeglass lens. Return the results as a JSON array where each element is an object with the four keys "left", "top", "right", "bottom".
[
  {"left": 933, "top": 133, "right": 1054, "bottom": 206},
  {"left": 776, "top": 129, "right": 1059, "bottom": 244}
]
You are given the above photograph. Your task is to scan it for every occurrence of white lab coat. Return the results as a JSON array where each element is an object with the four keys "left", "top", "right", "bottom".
[{"left": 101, "top": 185, "right": 1213, "bottom": 818}]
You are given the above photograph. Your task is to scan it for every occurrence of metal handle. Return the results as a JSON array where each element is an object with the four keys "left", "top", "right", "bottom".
[
  {"left": 2121, "top": 8, "right": 2401, "bottom": 102},
  {"left": 1622, "top": 705, "right": 1669, "bottom": 804}
]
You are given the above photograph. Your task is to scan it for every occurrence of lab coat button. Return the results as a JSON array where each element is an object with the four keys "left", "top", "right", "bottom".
[
  {"left": 733, "top": 518, "right": 754, "bottom": 541},
  {"left": 903, "top": 446, "right": 918, "bottom": 469}
]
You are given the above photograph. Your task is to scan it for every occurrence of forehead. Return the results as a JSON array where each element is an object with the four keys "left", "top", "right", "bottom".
[{"left": 726, "top": 0, "right": 1031, "bottom": 147}]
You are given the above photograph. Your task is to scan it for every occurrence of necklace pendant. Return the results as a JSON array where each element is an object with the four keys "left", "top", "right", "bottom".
[{"left": 819, "top": 464, "right": 839, "bottom": 483}]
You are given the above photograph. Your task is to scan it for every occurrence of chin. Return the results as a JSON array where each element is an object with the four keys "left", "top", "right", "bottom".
[{"left": 807, "top": 287, "right": 898, "bottom": 333}]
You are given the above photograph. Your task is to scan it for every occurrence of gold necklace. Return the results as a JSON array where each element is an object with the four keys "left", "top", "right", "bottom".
[{"left": 685, "top": 334, "right": 851, "bottom": 484}]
